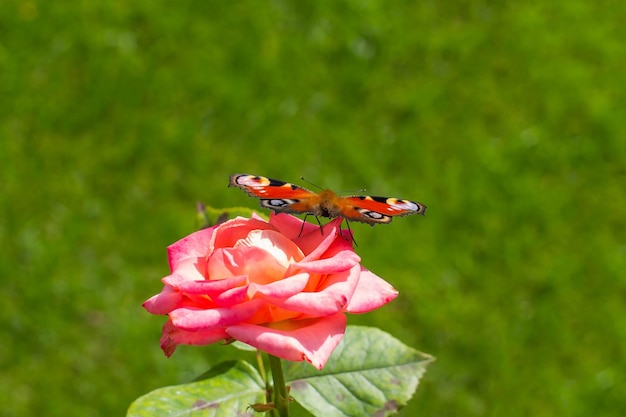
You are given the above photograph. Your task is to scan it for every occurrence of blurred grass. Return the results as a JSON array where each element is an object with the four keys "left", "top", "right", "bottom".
[{"left": 1, "top": 1, "right": 625, "bottom": 416}]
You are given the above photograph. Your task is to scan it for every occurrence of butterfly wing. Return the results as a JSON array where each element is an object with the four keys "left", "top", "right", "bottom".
[
  {"left": 338, "top": 196, "right": 427, "bottom": 225},
  {"left": 230, "top": 174, "right": 427, "bottom": 224},
  {"left": 229, "top": 174, "right": 318, "bottom": 214}
]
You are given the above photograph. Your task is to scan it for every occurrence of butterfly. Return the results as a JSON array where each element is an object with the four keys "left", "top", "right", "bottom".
[{"left": 229, "top": 174, "right": 426, "bottom": 225}]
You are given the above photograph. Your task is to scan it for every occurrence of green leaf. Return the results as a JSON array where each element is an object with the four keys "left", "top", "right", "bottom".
[
  {"left": 196, "top": 203, "right": 270, "bottom": 229},
  {"left": 284, "top": 326, "right": 434, "bottom": 417},
  {"left": 127, "top": 360, "right": 265, "bottom": 417},
  {"left": 230, "top": 340, "right": 258, "bottom": 352}
]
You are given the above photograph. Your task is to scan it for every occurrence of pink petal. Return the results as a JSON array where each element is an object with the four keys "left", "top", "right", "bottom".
[
  {"left": 164, "top": 257, "right": 209, "bottom": 285},
  {"left": 226, "top": 313, "right": 347, "bottom": 369},
  {"left": 296, "top": 218, "right": 344, "bottom": 259},
  {"left": 268, "top": 213, "right": 319, "bottom": 240},
  {"left": 160, "top": 320, "right": 229, "bottom": 357},
  {"left": 210, "top": 284, "right": 250, "bottom": 306},
  {"left": 345, "top": 268, "right": 398, "bottom": 313},
  {"left": 209, "top": 216, "right": 271, "bottom": 252},
  {"left": 272, "top": 265, "right": 361, "bottom": 316},
  {"left": 208, "top": 245, "right": 289, "bottom": 285},
  {"left": 142, "top": 285, "right": 182, "bottom": 315},
  {"left": 167, "top": 275, "right": 247, "bottom": 295},
  {"left": 293, "top": 249, "right": 360, "bottom": 274},
  {"left": 170, "top": 299, "right": 263, "bottom": 331},
  {"left": 250, "top": 212, "right": 266, "bottom": 221},
  {"left": 167, "top": 227, "right": 215, "bottom": 271},
  {"left": 236, "top": 229, "right": 304, "bottom": 265},
  {"left": 248, "top": 273, "right": 310, "bottom": 298},
  {"left": 166, "top": 275, "right": 250, "bottom": 307},
  {"left": 298, "top": 218, "right": 355, "bottom": 262}
]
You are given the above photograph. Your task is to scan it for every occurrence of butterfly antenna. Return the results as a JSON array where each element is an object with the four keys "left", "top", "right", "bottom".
[
  {"left": 341, "top": 187, "right": 366, "bottom": 194},
  {"left": 300, "top": 176, "right": 324, "bottom": 191}
]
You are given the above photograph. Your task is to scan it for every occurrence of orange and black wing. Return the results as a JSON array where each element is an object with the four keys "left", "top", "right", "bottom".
[
  {"left": 229, "top": 174, "right": 317, "bottom": 215},
  {"left": 337, "top": 196, "right": 427, "bottom": 225}
]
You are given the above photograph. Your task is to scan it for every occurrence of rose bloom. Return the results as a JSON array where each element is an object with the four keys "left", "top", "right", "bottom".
[{"left": 143, "top": 213, "right": 398, "bottom": 369}]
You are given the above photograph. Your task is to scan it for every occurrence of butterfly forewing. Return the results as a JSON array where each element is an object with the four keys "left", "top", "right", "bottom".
[
  {"left": 229, "top": 174, "right": 315, "bottom": 199},
  {"left": 229, "top": 174, "right": 318, "bottom": 215}
]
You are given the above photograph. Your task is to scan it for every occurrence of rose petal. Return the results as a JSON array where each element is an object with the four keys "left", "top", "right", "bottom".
[
  {"left": 209, "top": 216, "right": 271, "bottom": 252},
  {"left": 296, "top": 218, "right": 345, "bottom": 260},
  {"left": 236, "top": 229, "right": 304, "bottom": 265},
  {"left": 142, "top": 285, "right": 182, "bottom": 315},
  {"left": 163, "top": 258, "right": 209, "bottom": 286},
  {"left": 245, "top": 302, "right": 301, "bottom": 325},
  {"left": 293, "top": 249, "right": 360, "bottom": 274},
  {"left": 250, "top": 212, "right": 265, "bottom": 221},
  {"left": 163, "top": 275, "right": 250, "bottom": 307},
  {"left": 271, "top": 264, "right": 361, "bottom": 316},
  {"left": 170, "top": 299, "right": 263, "bottom": 331},
  {"left": 167, "top": 227, "right": 215, "bottom": 271},
  {"left": 167, "top": 275, "right": 247, "bottom": 295},
  {"left": 160, "top": 320, "right": 228, "bottom": 357},
  {"left": 286, "top": 233, "right": 359, "bottom": 291},
  {"left": 208, "top": 245, "right": 289, "bottom": 285},
  {"left": 269, "top": 213, "right": 319, "bottom": 240},
  {"left": 201, "top": 284, "right": 248, "bottom": 307},
  {"left": 226, "top": 313, "right": 347, "bottom": 369},
  {"left": 345, "top": 268, "right": 399, "bottom": 313},
  {"left": 248, "top": 272, "right": 310, "bottom": 299}
]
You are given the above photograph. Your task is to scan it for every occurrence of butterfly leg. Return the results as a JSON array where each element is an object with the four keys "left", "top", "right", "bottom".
[
  {"left": 314, "top": 216, "right": 324, "bottom": 235},
  {"left": 297, "top": 215, "right": 325, "bottom": 237},
  {"left": 343, "top": 220, "right": 358, "bottom": 247},
  {"left": 298, "top": 214, "right": 309, "bottom": 237}
]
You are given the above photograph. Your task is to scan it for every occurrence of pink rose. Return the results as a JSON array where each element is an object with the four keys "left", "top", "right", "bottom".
[{"left": 143, "top": 213, "right": 398, "bottom": 369}]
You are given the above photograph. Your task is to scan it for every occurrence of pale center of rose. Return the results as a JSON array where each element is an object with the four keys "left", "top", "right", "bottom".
[{"left": 235, "top": 229, "right": 304, "bottom": 269}]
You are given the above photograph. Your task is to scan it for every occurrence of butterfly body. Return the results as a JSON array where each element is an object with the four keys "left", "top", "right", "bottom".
[{"left": 229, "top": 174, "right": 426, "bottom": 225}]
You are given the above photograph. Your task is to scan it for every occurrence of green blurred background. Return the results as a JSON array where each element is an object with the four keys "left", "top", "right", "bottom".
[{"left": 1, "top": 1, "right": 624, "bottom": 416}]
